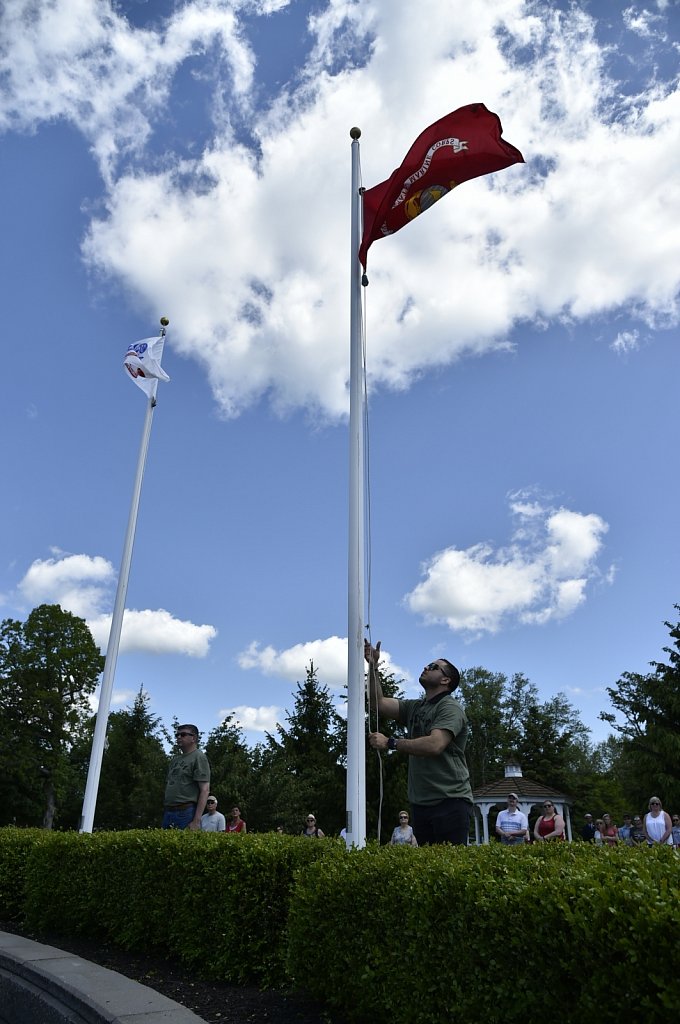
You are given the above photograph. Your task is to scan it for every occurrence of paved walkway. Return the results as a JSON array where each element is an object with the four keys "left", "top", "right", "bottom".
[{"left": 0, "top": 930, "right": 205, "bottom": 1023}]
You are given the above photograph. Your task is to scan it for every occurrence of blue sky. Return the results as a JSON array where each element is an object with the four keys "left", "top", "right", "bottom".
[{"left": 1, "top": 0, "right": 678, "bottom": 758}]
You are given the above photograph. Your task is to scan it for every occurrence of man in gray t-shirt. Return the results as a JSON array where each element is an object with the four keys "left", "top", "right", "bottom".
[
  {"left": 365, "top": 640, "right": 472, "bottom": 845},
  {"left": 163, "top": 724, "right": 210, "bottom": 830}
]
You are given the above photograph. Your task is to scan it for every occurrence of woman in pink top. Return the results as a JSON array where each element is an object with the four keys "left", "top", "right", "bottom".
[
  {"left": 533, "top": 800, "right": 565, "bottom": 841},
  {"left": 600, "top": 813, "right": 618, "bottom": 846}
]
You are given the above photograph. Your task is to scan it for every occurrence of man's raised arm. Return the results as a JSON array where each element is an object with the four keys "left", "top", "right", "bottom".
[{"left": 364, "top": 640, "right": 400, "bottom": 720}]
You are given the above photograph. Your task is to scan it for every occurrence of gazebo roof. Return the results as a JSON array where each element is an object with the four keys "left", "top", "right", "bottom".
[{"left": 472, "top": 777, "right": 571, "bottom": 803}]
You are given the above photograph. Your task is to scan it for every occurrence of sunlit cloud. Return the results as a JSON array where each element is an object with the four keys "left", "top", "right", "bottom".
[
  {"left": 219, "top": 704, "right": 281, "bottom": 734},
  {"left": 405, "top": 492, "right": 611, "bottom": 635},
  {"left": 16, "top": 552, "right": 216, "bottom": 656},
  {"left": 88, "top": 687, "right": 138, "bottom": 714},
  {"left": 18, "top": 553, "right": 115, "bottom": 619},
  {"left": 238, "top": 635, "right": 409, "bottom": 688},
  {"left": 88, "top": 609, "right": 217, "bottom": 656},
  {"left": 1, "top": 1, "right": 677, "bottom": 419}
]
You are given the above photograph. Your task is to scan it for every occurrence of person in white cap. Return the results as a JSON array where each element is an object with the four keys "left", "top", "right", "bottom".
[
  {"left": 495, "top": 793, "right": 529, "bottom": 845},
  {"left": 200, "top": 795, "right": 226, "bottom": 832}
]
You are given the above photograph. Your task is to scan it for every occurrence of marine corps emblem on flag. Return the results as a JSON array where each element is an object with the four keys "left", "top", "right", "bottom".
[{"left": 359, "top": 103, "right": 523, "bottom": 267}]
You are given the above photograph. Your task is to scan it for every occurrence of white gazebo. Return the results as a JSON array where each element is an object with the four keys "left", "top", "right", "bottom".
[{"left": 472, "top": 760, "right": 574, "bottom": 844}]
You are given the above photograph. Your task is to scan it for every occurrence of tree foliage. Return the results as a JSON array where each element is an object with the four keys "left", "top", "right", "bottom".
[
  {"left": 7, "top": 601, "right": 680, "bottom": 834},
  {"left": 263, "top": 663, "right": 346, "bottom": 834},
  {"left": 459, "top": 667, "right": 590, "bottom": 795},
  {"left": 94, "top": 688, "right": 169, "bottom": 829},
  {"left": 0, "top": 604, "right": 104, "bottom": 828},
  {"left": 601, "top": 609, "right": 680, "bottom": 808},
  {"left": 204, "top": 714, "right": 254, "bottom": 816}
]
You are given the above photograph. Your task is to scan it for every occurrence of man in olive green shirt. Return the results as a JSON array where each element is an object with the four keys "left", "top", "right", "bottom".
[
  {"left": 365, "top": 640, "right": 472, "bottom": 845},
  {"left": 163, "top": 724, "right": 210, "bottom": 830}
]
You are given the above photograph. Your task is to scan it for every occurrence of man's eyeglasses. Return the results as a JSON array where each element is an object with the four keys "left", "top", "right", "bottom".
[
  {"left": 307, "top": 817, "right": 315, "bottom": 822},
  {"left": 399, "top": 815, "right": 408, "bottom": 819},
  {"left": 176, "top": 731, "right": 194, "bottom": 738},
  {"left": 206, "top": 800, "right": 216, "bottom": 804}
]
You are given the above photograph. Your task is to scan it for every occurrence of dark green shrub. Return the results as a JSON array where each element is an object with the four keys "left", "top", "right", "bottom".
[
  {"left": 287, "top": 843, "right": 680, "bottom": 1023},
  {"left": 3, "top": 828, "right": 679, "bottom": 1022},
  {"left": 160, "top": 832, "right": 343, "bottom": 986},
  {"left": 0, "top": 827, "right": 44, "bottom": 921}
]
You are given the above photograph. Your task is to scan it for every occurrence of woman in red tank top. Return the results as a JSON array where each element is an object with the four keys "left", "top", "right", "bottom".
[{"left": 534, "top": 801, "right": 565, "bottom": 841}]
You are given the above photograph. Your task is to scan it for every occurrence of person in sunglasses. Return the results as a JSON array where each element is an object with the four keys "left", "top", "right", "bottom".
[
  {"left": 364, "top": 640, "right": 472, "bottom": 845},
  {"left": 162, "top": 724, "right": 210, "bottom": 831}
]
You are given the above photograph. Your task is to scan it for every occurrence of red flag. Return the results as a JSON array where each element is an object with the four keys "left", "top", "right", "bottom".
[{"left": 359, "top": 103, "right": 523, "bottom": 268}]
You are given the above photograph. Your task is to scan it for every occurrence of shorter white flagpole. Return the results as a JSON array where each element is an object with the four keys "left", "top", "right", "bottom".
[
  {"left": 79, "top": 318, "right": 168, "bottom": 834},
  {"left": 346, "top": 128, "right": 367, "bottom": 848}
]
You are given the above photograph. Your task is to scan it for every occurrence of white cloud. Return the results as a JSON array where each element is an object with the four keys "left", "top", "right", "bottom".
[
  {"left": 18, "top": 553, "right": 115, "bottom": 618},
  {"left": 610, "top": 329, "right": 640, "bottom": 354},
  {"left": 623, "top": 6, "right": 666, "bottom": 39},
  {"left": 88, "top": 687, "right": 138, "bottom": 714},
  {"left": 404, "top": 494, "right": 610, "bottom": 634},
  {"left": 238, "top": 635, "right": 409, "bottom": 687},
  {"left": 88, "top": 609, "right": 217, "bottom": 656},
  {"left": 220, "top": 704, "right": 281, "bottom": 734},
  {"left": 16, "top": 552, "right": 216, "bottom": 656},
  {"left": 2, "top": 1, "right": 679, "bottom": 417}
]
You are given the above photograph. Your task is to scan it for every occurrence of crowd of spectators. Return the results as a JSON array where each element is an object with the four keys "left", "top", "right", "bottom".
[{"left": 580, "top": 797, "right": 678, "bottom": 847}]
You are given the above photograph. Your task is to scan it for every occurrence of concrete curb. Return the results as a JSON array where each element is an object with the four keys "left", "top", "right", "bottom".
[{"left": 0, "top": 931, "right": 205, "bottom": 1023}]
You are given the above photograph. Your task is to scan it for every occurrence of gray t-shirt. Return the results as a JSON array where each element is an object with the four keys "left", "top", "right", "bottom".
[
  {"left": 164, "top": 748, "right": 210, "bottom": 805},
  {"left": 398, "top": 692, "right": 472, "bottom": 806}
]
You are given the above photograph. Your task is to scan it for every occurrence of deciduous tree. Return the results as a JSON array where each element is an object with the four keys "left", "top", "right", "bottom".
[{"left": 0, "top": 604, "right": 104, "bottom": 828}]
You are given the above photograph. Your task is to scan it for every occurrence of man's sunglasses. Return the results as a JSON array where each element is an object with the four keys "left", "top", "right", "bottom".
[{"left": 425, "top": 662, "right": 451, "bottom": 678}]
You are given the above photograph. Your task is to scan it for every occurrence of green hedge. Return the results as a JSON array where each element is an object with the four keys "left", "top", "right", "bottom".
[
  {"left": 287, "top": 842, "right": 680, "bottom": 1023},
  {"left": 0, "top": 828, "right": 45, "bottom": 921},
  {"left": 2, "top": 829, "right": 340, "bottom": 988},
  {"left": 1, "top": 829, "right": 679, "bottom": 1022}
]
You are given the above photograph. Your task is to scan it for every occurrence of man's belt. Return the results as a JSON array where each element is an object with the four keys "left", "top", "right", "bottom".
[{"left": 165, "top": 802, "right": 196, "bottom": 810}]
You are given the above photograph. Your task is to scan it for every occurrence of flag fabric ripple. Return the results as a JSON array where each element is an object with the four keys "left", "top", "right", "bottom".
[
  {"left": 359, "top": 103, "right": 524, "bottom": 268},
  {"left": 123, "top": 335, "right": 171, "bottom": 399}
]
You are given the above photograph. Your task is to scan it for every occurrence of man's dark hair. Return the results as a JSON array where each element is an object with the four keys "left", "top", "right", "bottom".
[{"left": 440, "top": 660, "right": 460, "bottom": 691}]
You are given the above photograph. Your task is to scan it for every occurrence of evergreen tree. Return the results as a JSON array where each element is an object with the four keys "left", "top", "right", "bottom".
[
  {"left": 204, "top": 714, "right": 254, "bottom": 818},
  {"left": 265, "top": 663, "right": 345, "bottom": 834},
  {"left": 94, "top": 688, "right": 169, "bottom": 829}
]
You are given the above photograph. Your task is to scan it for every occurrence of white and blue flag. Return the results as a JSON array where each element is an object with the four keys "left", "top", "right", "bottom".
[{"left": 123, "top": 335, "right": 170, "bottom": 398}]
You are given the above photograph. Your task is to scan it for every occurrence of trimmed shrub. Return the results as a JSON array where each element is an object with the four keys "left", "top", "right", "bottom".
[
  {"left": 0, "top": 828, "right": 44, "bottom": 921},
  {"left": 2, "top": 828, "right": 679, "bottom": 1021},
  {"left": 287, "top": 843, "right": 680, "bottom": 1023},
  {"left": 15, "top": 829, "right": 340, "bottom": 988}
]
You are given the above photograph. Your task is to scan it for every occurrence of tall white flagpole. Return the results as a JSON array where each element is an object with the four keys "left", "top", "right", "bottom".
[
  {"left": 346, "top": 128, "right": 367, "bottom": 848},
  {"left": 79, "top": 319, "right": 169, "bottom": 834}
]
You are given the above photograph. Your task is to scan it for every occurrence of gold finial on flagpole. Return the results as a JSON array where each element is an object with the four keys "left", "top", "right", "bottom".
[{"left": 159, "top": 316, "right": 169, "bottom": 337}]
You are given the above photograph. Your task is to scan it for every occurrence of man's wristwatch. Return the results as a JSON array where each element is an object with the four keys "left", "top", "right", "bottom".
[{"left": 387, "top": 736, "right": 398, "bottom": 751}]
